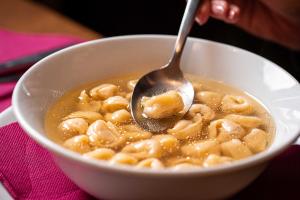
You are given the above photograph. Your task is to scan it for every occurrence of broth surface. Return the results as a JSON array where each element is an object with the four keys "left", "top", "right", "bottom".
[{"left": 45, "top": 73, "right": 274, "bottom": 170}]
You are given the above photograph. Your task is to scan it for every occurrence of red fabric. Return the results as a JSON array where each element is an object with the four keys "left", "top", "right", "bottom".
[
  {"left": 0, "top": 82, "right": 16, "bottom": 112},
  {"left": 0, "top": 29, "right": 85, "bottom": 112},
  {"left": 0, "top": 123, "right": 94, "bottom": 200},
  {"left": 0, "top": 29, "right": 83, "bottom": 63}
]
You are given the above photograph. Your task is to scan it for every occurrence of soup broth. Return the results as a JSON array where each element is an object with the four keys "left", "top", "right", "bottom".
[{"left": 45, "top": 73, "right": 274, "bottom": 170}]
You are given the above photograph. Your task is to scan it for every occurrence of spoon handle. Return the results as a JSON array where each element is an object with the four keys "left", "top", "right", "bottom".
[{"left": 170, "top": 0, "right": 202, "bottom": 66}]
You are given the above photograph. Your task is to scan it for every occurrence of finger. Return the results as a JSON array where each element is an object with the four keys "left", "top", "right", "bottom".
[
  {"left": 210, "top": 1, "right": 240, "bottom": 24},
  {"left": 196, "top": 0, "right": 211, "bottom": 25},
  {"left": 210, "top": 0, "right": 230, "bottom": 20},
  {"left": 226, "top": 4, "right": 240, "bottom": 23}
]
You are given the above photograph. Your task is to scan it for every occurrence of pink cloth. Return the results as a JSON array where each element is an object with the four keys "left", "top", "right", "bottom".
[
  {"left": 0, "top": 82, "right": 16, "bottom": 112},
  {"left": 0, "top": 29, "right": 84, "bottom": 112},
  {"left": 0, "top": 29, "right": 83, "bottom": 63},
  {"left": 0, "top": 123, "right": 94, "bottom": 200}
]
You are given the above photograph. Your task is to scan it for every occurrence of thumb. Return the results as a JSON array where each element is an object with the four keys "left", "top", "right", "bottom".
[{"left": 196, "top": 0, "right": 211, "bottom": 25}]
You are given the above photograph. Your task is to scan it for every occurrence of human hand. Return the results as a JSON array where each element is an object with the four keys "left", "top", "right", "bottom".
[{"left": 196, "top": 0, "right": 300, "bottom": 50}]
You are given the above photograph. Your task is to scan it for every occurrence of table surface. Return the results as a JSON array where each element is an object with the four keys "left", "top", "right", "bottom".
[
  {"left": 0, "top": 0, "right": 101, "bottom": 39},
  {"left": 0, "top": 1, "right": 100, "bottom": 199}
]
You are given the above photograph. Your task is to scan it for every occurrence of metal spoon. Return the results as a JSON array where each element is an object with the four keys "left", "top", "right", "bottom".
[{"left": 131, "top": 0, "right": 202, "bottom": 132}]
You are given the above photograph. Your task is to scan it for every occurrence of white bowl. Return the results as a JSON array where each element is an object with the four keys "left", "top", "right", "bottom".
[{"left": 12, "top": 35, "right": 300, "bottom": 200}]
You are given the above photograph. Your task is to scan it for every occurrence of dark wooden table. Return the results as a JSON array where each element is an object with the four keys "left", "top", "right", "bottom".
[{"left": 0, "top": 0, "right": 101, "bottom": 39}]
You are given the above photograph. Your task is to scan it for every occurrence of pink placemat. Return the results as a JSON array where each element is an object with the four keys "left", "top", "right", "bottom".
[
  {"left": 0, "top": 29, "right": 85, "bottom": 112},
  {"left": 0, "top": 122, "right": 95, "bottom": 200},
  {"left": 0, "top": 82, "right": 16, "bottom": 112},
  {"left": 0, "top": 29, "right": 83, "bottom": 63}
]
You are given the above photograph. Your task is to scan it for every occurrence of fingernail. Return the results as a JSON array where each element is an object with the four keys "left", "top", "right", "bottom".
[
  {"left": 228, "top": 10, "right": 236, "bottom": 20},
  {"left": 196, "top": 17, "right": 203, "bottom": 25},
  {"left": 212, "top": 4, "right": 224, "bottom": 15},
  {"left": 212, "top": 1, "right": 225, "bottom": 15},
  {"left": 228, "top": 6, "right": 239, "bottom": 22},
  {"left": 196, "top": 15, "right": 208, "bottom": 25}
]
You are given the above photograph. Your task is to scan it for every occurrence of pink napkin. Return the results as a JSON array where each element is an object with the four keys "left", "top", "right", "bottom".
[
  {"left": 0, "top": 123, "right": 94, "bottom": 200},
  {"left": 0, "top": 82, "right": 16, "bottom": 112},
  {"left": 0, "top": 29, "right": 85, "bottom": 112},
  {"left": 0, "top": 29, "right": 83, "bottom": 63}
]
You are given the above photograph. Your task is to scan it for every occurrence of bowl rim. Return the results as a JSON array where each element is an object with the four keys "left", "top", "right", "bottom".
[{"left": 12, "top": 34, "right": 300, "bottom": 177}]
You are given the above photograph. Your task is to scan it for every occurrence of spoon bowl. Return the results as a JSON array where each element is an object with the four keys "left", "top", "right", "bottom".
[
  {"left": 131, "top": 65, "right": 194, "bottom": 132},
  {"left": 130, "top": 0, "right": 202, "bottom": 131}
]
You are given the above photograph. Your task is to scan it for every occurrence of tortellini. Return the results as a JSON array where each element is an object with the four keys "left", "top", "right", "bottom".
[
  {"left": 127, "top": 79, "right": 138, "bottom": 91},
  {"left": 196, "top": 91, "right": 222, "bottom": 110},
  {"left": 136, "top": 158, "right": 164, "bottom": 169},
  {"left": 102, "top": 96, "right": 129, "bottom": 112},
  {"left": 63, "top": 135, "right": 91, "bottom": 154},
  {"left": 105, "top": 109, "right": 131, "bottom": 124},
  {"left": 167, "top": 117, "right": 202, "bottom": 140},
  {"left": 152, "top": 135, "right": 179, "bottom": 156},
  {"left": 125, "top": 92, "right": 132, "bottom": 101},
  {"left": 221, "top": 139, "right": 252, "bottom": 159},
  {"left": 122, "top": 139, "right": 162, "bottom": 159},
  {"left": 78, "top": 101, "right": 102, "bottom": 112},
  {"left": 203, "top": 154, "right": 233, "bottom": 167},
  {"left": 51, "top": 75, "right": 272, "bottom": 170},
  {"left": 187, "top": 104, "right": 215, "bottom": 122},
  {"left": 83, "top": 148, "right": 115, "bottom": 160},
  {"left": 171, "top": 163, "right": 200, "bottom": 171},
  {"left": 181, "top": 140, "right": 221, "bottom": 159},
  {"left": 78, "top": 90, "right": 90, "bottom": 104},
  {"left": 141, "top": 90, "right": 184, "bottom": 119},
  {"left": 192, "top": 82, "right": 202, "bottom": 92},
  {"left": 243, "top": 128, "right": 267, "bottom": 153},
  {"left": 59, "top": 118, "right": 88, "bottom": 139},
  {"left": 121, "top": 125, "right": 152, "bottom": 142},
  {"left": 225, "top": 114, "right": 263, "bottom": 128},
  {"left": 63, "top": 111, "right": 103, "bottom": 124},
  {"left": 166, "top": 157, "right": 203, "bottom": 166},
  {"left": 208, "top": 119, "right": 246, "bottom": 143},
  {"left": 221, "top": 95, "right": 253, "bottom": 114},
  {"left": 87, "top": 120, "right": 125, "bottom": 149},
  {"left": 78, "top": 90, "right": 102, "bottom": 112},
  {"left": 109, "top": 153, "right": 138, "bottom": 165},
  {"left": 89, "top": 84, "right": 118, "bottom": 100}
]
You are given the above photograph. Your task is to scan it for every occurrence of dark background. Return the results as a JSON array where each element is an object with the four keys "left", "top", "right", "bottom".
[{"left": 34, "top": 0, "right": 300, "bottom": 81}]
